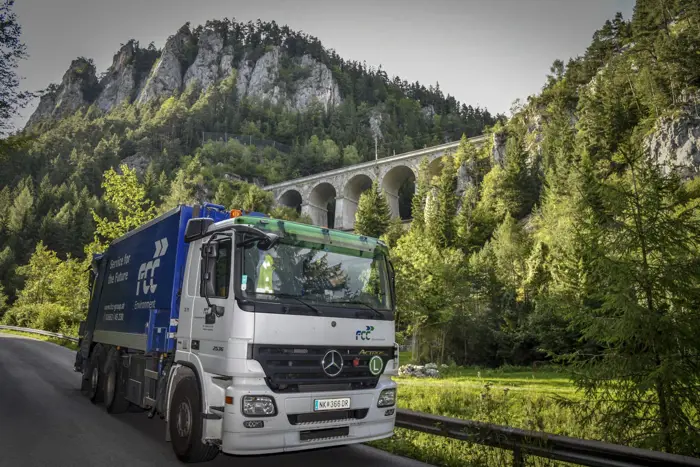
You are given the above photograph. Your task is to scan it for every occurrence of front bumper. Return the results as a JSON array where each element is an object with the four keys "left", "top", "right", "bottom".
[{"left": 220, "top": 376, "right": 397, "bottom": 455}]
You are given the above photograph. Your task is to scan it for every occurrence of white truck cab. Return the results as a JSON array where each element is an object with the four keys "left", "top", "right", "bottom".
[{"left": 167, "top": 214, "right": 398, "bottom": 460}]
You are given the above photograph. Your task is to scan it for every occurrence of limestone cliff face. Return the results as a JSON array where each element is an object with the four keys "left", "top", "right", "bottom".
[
  {"left": 25, "top": 58, "right": 99, "bottom": 128},
  {"left": 647, "top": 110, "right": 700, "bottom": 178},
  {"left": 26, "top": 22, "right": 344, "bottom": 130},
  {"left": 136, "top": 26, "right": 194, "bottom": 104},
  {"left": 183, "top": 29, "right": 225, "bottom": 91},
  {"left": 96, "top": 42, "right": 138, "bottom": 112},
  {"left": 240, "top": 47, "right": 284, "bottom": 106},
  {"left": 231, "top": 47, "right": 341, "bottom": 111},
  {"left": 291, "top": 54, "right": 341, "bottom": 111}
]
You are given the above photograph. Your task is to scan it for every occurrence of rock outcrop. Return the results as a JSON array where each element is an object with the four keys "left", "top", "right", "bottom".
[
  {"left": 25, "top": 58, "right": 100, "bottom": 128},
  {"left": 290, "top": 54, "right": 341, "bottom": 111},
  {"left": 183, "top": 29, "right": 225, "bottom": 91},
  {"left": 240, "top": 46, "right": 284, "bottom": 106},
  {"left": 647, "top": 111, "right": 700, "bottom": 178},
  {"left": 235, "top": 47, "right": 341, "bottom": 111},
  {"left": 26, "top": 22, "right": 344, "bottom": 130},
  {"left": 219, "top": 45, "right": 235, "bottom": 78},
  {"left": 96, "top": 42, "right": 138, "bottom": 112},
  {"left": 137, "top": 26, "right": 194, "bottom": 104},
  {"left": 492, "top": 130, "right": 507, "bottom": 166}
]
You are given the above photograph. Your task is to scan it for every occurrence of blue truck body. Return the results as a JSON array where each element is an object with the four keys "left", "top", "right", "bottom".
[{"left": 86, "top": 203, "right": 264, "bottom": 353}]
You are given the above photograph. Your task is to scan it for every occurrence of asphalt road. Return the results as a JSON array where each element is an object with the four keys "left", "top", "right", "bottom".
[{"left": 0, "top": 334, "right": 430, "bottom": 467}]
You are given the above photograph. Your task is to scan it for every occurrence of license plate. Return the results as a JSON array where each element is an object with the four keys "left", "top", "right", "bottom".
[{"left": 314, "top": 397, "right": 351, "bottom": 411}]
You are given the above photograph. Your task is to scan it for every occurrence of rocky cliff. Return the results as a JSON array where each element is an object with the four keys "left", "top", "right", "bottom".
[
  {"left": 646, "top": 109, "right": 700, "bottom": 179},
  {"left": 25, "top": 58, "right": 100, "bottom": 128},
  {"left": 26, "top": 23, "right": 342, "bottom": 129},
  {"left": 96, "top": 42, "right": 139, "bottom": 112}
]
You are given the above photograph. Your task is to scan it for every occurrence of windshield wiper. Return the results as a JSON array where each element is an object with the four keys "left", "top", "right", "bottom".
[
  {"left": 336, "top": 300, "right": 385, "bottom": 319},
  {"left": 269, "top": 293, "right": 323, "bottom": 316}
]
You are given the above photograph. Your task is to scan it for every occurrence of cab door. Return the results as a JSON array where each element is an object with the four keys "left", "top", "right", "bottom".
[{"left": 188, "top": 235, "right": 236, "bottom": 375}]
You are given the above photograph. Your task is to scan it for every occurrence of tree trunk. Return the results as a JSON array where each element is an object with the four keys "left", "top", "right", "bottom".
[
  {"left": 411, "top": 324, "right": 418, "bottom": 362},
  {"left": 440, "top": 328, "right": 447, "bottom": 364},
  {"left": 655, "top": 372, "right": 673, "bottom": 452}
]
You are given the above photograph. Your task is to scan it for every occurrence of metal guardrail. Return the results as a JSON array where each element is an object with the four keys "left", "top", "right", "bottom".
[
  {"left": 4, "top": 325, "right": 699, "bottom": 466},
  {"left": 396, "top": 409, "right": 700, "bottom": 467},
  {"left": 0, "top": 325, "right": 79, "bottom": 343}
]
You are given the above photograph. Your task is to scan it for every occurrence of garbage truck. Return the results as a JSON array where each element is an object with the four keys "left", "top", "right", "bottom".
[{"left": 74, "top": 202, "right": 398, "bottom": 462}]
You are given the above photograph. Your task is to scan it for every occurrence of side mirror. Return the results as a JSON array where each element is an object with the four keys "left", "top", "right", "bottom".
[{"left": 185, "top": 218, "right": 214, "bottom": 243}]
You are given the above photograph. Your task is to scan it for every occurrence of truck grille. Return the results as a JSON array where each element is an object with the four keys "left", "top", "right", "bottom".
[{"left": 250, "top": 345, "right": 394, "bottom": 393}]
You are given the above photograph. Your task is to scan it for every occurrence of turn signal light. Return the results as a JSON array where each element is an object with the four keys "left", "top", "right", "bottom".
[{"left": 225, "top": 396, "right": 233, "bottom": 405}]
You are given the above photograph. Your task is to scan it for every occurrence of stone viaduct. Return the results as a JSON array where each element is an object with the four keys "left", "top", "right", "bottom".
[{"left": 264, "top": 135, "right": 488, "bottom": 230}]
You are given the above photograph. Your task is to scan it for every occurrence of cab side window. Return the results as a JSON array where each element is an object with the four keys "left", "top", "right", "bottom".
[{"left": 200, "top": 239, "right": 232, "bottom": 298}]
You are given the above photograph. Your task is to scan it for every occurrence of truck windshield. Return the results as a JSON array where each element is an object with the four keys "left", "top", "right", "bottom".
[{"left": 240, "top": 239, "right": 392, "bottom": 313}]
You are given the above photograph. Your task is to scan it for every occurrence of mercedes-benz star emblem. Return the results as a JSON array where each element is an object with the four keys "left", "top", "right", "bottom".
[{"left": 321, "top": 350, "right": 343, "bottom": 377}]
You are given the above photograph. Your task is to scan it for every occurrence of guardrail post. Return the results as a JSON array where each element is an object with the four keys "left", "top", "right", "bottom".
[{"left": 512, "top": 446, "right": 525, "bottom": 467}]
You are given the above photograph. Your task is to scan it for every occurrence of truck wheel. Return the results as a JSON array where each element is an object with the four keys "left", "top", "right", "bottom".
[
  {"left": 104, "top": 348, "right": 130, "bottom": 414},
  {"left": 84, "top": 345, "right": 104, "bottom": 403},
  {"left": 169, "top": 374, "right": 219, "bottom": 463}
]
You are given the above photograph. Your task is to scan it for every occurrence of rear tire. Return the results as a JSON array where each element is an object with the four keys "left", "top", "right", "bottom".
[
  {"left": 104, "top": 348, "right": 130, "bottom": 414},
  {"left": 169, "top": 374, "right": 219, "bottom": 463},
  {"left": 84, "top": 344, "right": 104, "bottom": 404}
]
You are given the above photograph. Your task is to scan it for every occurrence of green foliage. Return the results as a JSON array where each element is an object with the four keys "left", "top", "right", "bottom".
[
  {"left": 2, "top": 241, "right": 88, "bottom": 334},
  {"left": 543, "top": 142, "right": 700, "bottom": 454},
  {"left": 385, "top": 5, "right": 700, "bottom": 454},
  {"left": 162, "top": 156, "right": 205, "bottom": 210},
  {"left": 380, "top": 217, "right": 406, "bottom": 249},
  {"left": 0, "top": 283, "right": 7, "bottom": 316},
  {"left": 372, "top": 368, "right": 591, "bottom": 466},
  {"left": 89, "top": 164, "right": 157, "bottom": 254},
  {"left": 231, "top": 183, "right": 274, "bottom": 212},
  {"left": 269, "top": 205, "right": 312, "bottom": 224},
  {"left": 0, "top": 0, "right": 32, "bottom": 133},
  {"left": 1, "top": 6, "right": 699, "bottom": 455},
  {"left": 410, "top": 158, "right": 430, "bottom": 228},
  {"left": 354, "top": 181, "right": 391, "bottom": 238}
]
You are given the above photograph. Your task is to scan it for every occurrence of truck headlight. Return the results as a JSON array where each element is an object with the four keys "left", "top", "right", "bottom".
[
  {"left": 242, "top": 395, "right": 277, "bottom": 417},
  {"left": 377, "top": 388, "right": 396, "bottom": 408}
]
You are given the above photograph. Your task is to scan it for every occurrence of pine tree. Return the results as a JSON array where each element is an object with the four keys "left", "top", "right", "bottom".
[
  {"left": 380, "top": 217, "right": 406, "bottom": 249},
  {"left": 162, "top": 157, "right": 206, "bottom": 210},
  {"left": 410, "top": 158, "right": 430, "bottom": 229},
  {"left": 354, "top": 181, "right": 391, "bottom": 238},
  {"left": 553, "top": 142, "right": 700, "bottom": 454},
  {"left": 456, "top": 184, "right": 479, "bottom": 252},
  {"left": 89, "top": 164, "right": 156, "bottom": 254},
  {"left": 433, "top": 155, "right": 458, "bottom": 247},
  {"left": 0, "top": 0, "right": 32, "bottom": 133},
  {"left": 0, "top": 283, "right": 7, "bottom": 317}
]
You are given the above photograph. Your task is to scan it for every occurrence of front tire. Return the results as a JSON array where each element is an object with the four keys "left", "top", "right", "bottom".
[
  {"left": 83, "top": 344, "right": 104, "bottom": 403},
  {"left": 104, "top": 348, "right": 130, "bottom": 414},
  {"left": 169, "top": 374, "right": 218, "bottom": 463}
]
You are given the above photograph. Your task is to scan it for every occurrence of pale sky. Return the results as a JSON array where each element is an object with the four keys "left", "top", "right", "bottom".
[{"left": 12, "top": 0, "right": 635, "bottom": 130}]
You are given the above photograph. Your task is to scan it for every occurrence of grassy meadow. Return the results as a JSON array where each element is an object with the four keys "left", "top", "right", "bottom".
[{"left": 371, "top": 354, "right": 595, "bottom": 466}]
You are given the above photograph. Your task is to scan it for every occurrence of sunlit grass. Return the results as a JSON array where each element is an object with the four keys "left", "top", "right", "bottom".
[{"left": 370, "top": 364, "right": 593, "bottom": 466}]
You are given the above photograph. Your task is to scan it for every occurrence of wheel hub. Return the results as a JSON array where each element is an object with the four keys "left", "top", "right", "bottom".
[{"left": 176, "top": 401, "right": 192, "bottom": 438}]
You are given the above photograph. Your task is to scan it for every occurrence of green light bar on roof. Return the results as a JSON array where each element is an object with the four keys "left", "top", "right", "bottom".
[{"left": 232, "top": 216, "right": 388, "bottom": 254}]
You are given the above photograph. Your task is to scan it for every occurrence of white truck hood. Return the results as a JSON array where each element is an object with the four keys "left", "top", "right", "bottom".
[{"left": 253, "top": 312, "right": 394, "bottom": 347}]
